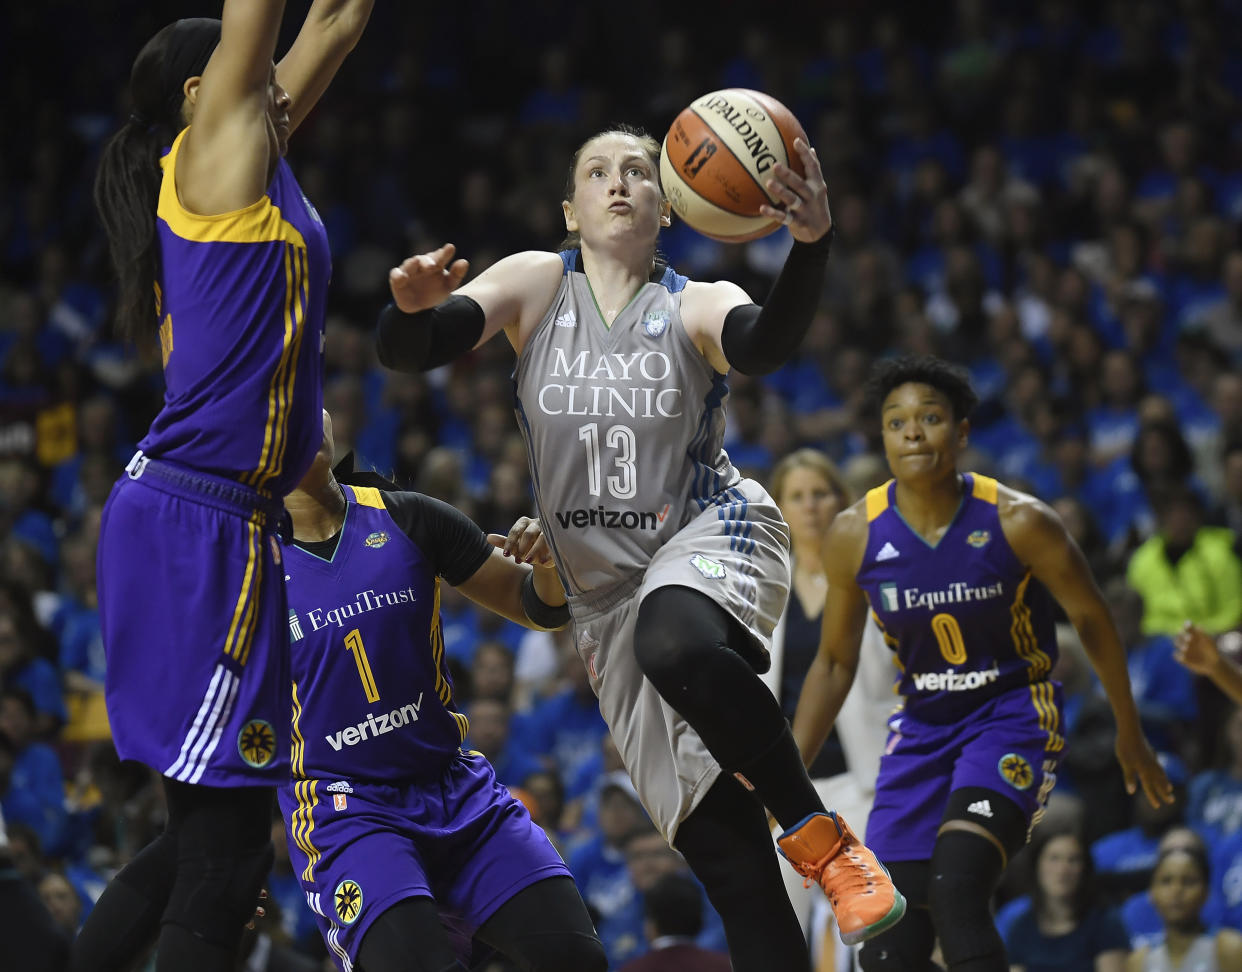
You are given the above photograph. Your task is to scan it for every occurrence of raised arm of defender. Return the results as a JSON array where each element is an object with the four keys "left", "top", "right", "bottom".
[{"left": 999, "top": 487, "right": 1173, "bottom": 809}]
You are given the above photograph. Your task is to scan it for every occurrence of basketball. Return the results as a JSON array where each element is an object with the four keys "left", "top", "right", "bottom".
[{"left": 660, "top": 89, "right": 808, "bottom": 243}]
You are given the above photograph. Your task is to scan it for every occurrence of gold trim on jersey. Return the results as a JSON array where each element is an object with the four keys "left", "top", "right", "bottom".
[
  {"left": 866, "top": 481, "right": 893, "bottom": 522},
  {"left": 247, "top": 243, "right": 308, "bottom": 490},
  {"left": 157, "top": 128, "right": 307, "bottom": 247},
  {"left": 971, "top": 473, "right": 999, "bottom": 504},
  {"left": 1029, "top": 680, "right": 1064, "bottom": 753},
  {"left": 429, "top": 579, "right": 469, "bottom": 744},
  {"left": 288, "top": 684, "right": 322, "bottom": 881},
  {"left": 223, "top": 513, "right": 263, "bottom": 664},
  {"left": 1009, "top": 571, "right": 1052, "bottom": 681},
  {"left": 350, "top": 487, "right": 386, "bottom": 510}
]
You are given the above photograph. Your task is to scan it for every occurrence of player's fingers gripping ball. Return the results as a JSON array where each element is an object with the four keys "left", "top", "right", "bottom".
[{"left": 660, "top": 88, "right": 809, "bottom": 242}]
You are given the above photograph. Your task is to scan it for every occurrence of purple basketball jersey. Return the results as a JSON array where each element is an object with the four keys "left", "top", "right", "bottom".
[
  {"left": 857, "top": 474, "right": 1062, "bottom": 728},
  {"left": 281, "top": 486, "right": 469, "bottom": 786},
  {"left": 140, "top": 127, "right": 330, "bottom": 496}
]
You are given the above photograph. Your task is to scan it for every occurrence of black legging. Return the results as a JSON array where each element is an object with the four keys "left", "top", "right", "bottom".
[
  {"left": 634, "top": 585, "right": 825, "bottom": 829},
  {"left": 674, "top": 774, "right": 811, "bottom": 972},
  {"left": 69, "top": 778, "right": 274, "bottom": 972},
  {"left": 355, "top": 877, "right": 605, "bottom": 972}
]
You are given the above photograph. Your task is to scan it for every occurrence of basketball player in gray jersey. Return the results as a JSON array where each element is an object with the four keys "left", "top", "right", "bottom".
[{"left": 374, "top": 125, "right": 905, "bottom": 970}]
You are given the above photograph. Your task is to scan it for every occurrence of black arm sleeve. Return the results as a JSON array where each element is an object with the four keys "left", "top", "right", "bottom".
[
  {"left": 718, "top": 228, "right": 834, "bottom": 376},
  {"left": 381, "top": 491, "right": 492, "bottom": 585},
  {"left": 374, "top": 294, "right": 486, "bottom": 372}
]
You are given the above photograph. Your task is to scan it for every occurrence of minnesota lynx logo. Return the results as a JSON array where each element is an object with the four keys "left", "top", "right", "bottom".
[
  {"left": 690, "top": 553, "right": 726, "bottom": 580},
  {"left": 333, "top": 879, "right": 363, "bottom": 925},
  {"left": 288, "top": 610, "right": 305, "bottom": 642},
  {"left": 642, "top": 310, "right": 669, "bottom": 338},
  {"left": 237, "top": 720, "right": 276, "bottom": 768}
]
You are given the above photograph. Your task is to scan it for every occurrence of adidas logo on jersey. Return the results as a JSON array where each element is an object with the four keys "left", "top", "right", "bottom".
[
  {"left": 876, "top": 541, "right": 900, "bottom": 561},
  {"left": 967, "top": 799, "right": 994, "bottom": 818},
  {"left": 554, "top": 311, "right": 577, "bottom": 328},
  {"left": 325, "top": 780, "right": 354, "bottom": 794}
]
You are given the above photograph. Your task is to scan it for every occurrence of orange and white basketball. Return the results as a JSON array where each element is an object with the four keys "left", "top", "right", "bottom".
[{"left": 660, "top": 89, "right": 808, "bottom": 243}]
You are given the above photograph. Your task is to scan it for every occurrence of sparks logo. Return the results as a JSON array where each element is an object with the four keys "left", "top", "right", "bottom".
[
  {"left": 334, "top": 879, "right": 363, "bottom": 925},
  {"left": 966, "top": 530, "right": 991, "bottom": 548},
  {"left": 364, "top": 531, "right": 389, "bottom": 549},
  {"left": 237, "top": 720, "right": 276, "bottom": 768},
  {"left": 999, "top": 753, "right": 1034, "bottom": 791}
]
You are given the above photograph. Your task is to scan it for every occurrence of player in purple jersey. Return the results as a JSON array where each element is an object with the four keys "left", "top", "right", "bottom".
[
  {"left": 278, "top": 411, "right": 605, "bottom": 972},
  {"left": 793, "top": 355, "right": 1173, "bottom": 972},
  {"left": 78, "top": 4, "right": 373, "bottom": 971},
  {"left": 373, "top": 126, "right": 904, "bottom": 970}
]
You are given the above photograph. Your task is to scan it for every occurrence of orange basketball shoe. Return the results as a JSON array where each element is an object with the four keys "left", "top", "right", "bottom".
[{"left": 777, "top": 811, "right": 906, "bottom": 945}]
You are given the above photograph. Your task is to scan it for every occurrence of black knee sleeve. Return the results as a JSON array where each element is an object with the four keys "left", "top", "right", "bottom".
[
  {"left": 859, "top": 861, "right": 938, "bottom": 971},
  {"left": 928, "top": 831, "right": 1007, "bottom": 970},
  {"left": 356, "top": 897, "right": 464, "bottom": 972},
  {"left": 475, "top": 877, "right": 606, "bottom": 972},
  {"left": 69, "top": 830, "right": 179, "bottom": 972},
  {"left": 940, "top": 787, "right": 1029, "bottom": 863},
  {"left": 163, "top": 840, "right": 274, "bottom": 947}
]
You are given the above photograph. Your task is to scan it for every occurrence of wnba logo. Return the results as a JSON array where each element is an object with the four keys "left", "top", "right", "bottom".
[{"left": 237, "top": 719, "right": 277, "bottom": 768}]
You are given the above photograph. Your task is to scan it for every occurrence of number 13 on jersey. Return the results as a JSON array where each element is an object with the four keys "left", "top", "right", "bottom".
[{"left": 578, "top": 423, "right": 637, "bottom": 499}]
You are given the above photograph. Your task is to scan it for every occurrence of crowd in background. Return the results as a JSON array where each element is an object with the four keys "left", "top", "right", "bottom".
[{"left": 3, "top": 0, "right": 1242, "bottom": 968}]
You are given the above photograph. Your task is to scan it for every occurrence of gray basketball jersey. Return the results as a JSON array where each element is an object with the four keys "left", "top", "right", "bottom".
[{"left": 513, "top": 250, "right": 741, "bottom": 596}]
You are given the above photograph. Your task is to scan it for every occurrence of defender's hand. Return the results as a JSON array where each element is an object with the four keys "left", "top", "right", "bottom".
[{"left": 488, "top": 516, "right": 554, "bottom": 568}]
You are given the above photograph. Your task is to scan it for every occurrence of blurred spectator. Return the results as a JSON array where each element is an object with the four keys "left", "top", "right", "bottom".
[
  {"left": 1101, "top": 580, "right": 1196, "bottom": 752},
  {"left": 37, "top": 869, "right": 81, "bottom": 938},
  {"left": 0, "top": 808, "right": 70, "bottom": 972},
  {"left": 1187, "top": 705, "right": 1242, "bottom": 844},
  {"left": 516, "top": 643, "right": 608, "bottom": 800},
  {"left": 1126, "top": 486, "right": 1242, "bottom": 637},
  {"left": 468, "top": 640, "right": 515, "bottom": 705},
  {"left": 1120, "top": 826, "right": 1225, "bottom": 952},
  {"left": 1003, "top": 823, "right": 1129, "bottom": 972},
  {"left": 1127, "top": 845, "right": 1242, "bottom": 971},
  {"left": 1092, "top": 755, "right": 1190, "bottom": 899},
  {"left": 464, "top": 697, "right": 543, "bottom": 791},
  {"left": 0, "top": 688, "right": 67, "bottom": 855},
  {"left": 568, "top": 772, "right": 649, "bottom": 925},
  {"left": 0, "top": 609, "right": 66, "bottom": 738},
  {"left": 618, "top": 871, "right": 731, "bottom": 972}
]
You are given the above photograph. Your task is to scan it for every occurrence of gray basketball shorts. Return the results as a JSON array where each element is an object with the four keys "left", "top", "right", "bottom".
[{"left": 568, "top": 478, "right": 791, "bottom": 843}]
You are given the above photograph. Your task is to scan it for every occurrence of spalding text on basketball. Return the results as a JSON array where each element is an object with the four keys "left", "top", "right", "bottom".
[{"left": 697, "top": 95, "right": 779, "bottom": 173}]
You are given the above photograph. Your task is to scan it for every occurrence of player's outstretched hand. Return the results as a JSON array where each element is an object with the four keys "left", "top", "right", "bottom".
[
  {"left": 758, "top": 138, "right": 832, "bottom": 244},
  {"left": 488, "top": 516, "right": 555, "bottom": 568},
  {"left": 388, "top": 243, "right": 469, "bottom": 313},
  {"left": 1174, "top": 621, "right": 1222, "bottom": 676},
  {"left": 1116, "top": 728, "right": 1175, "bottom": 809}
]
